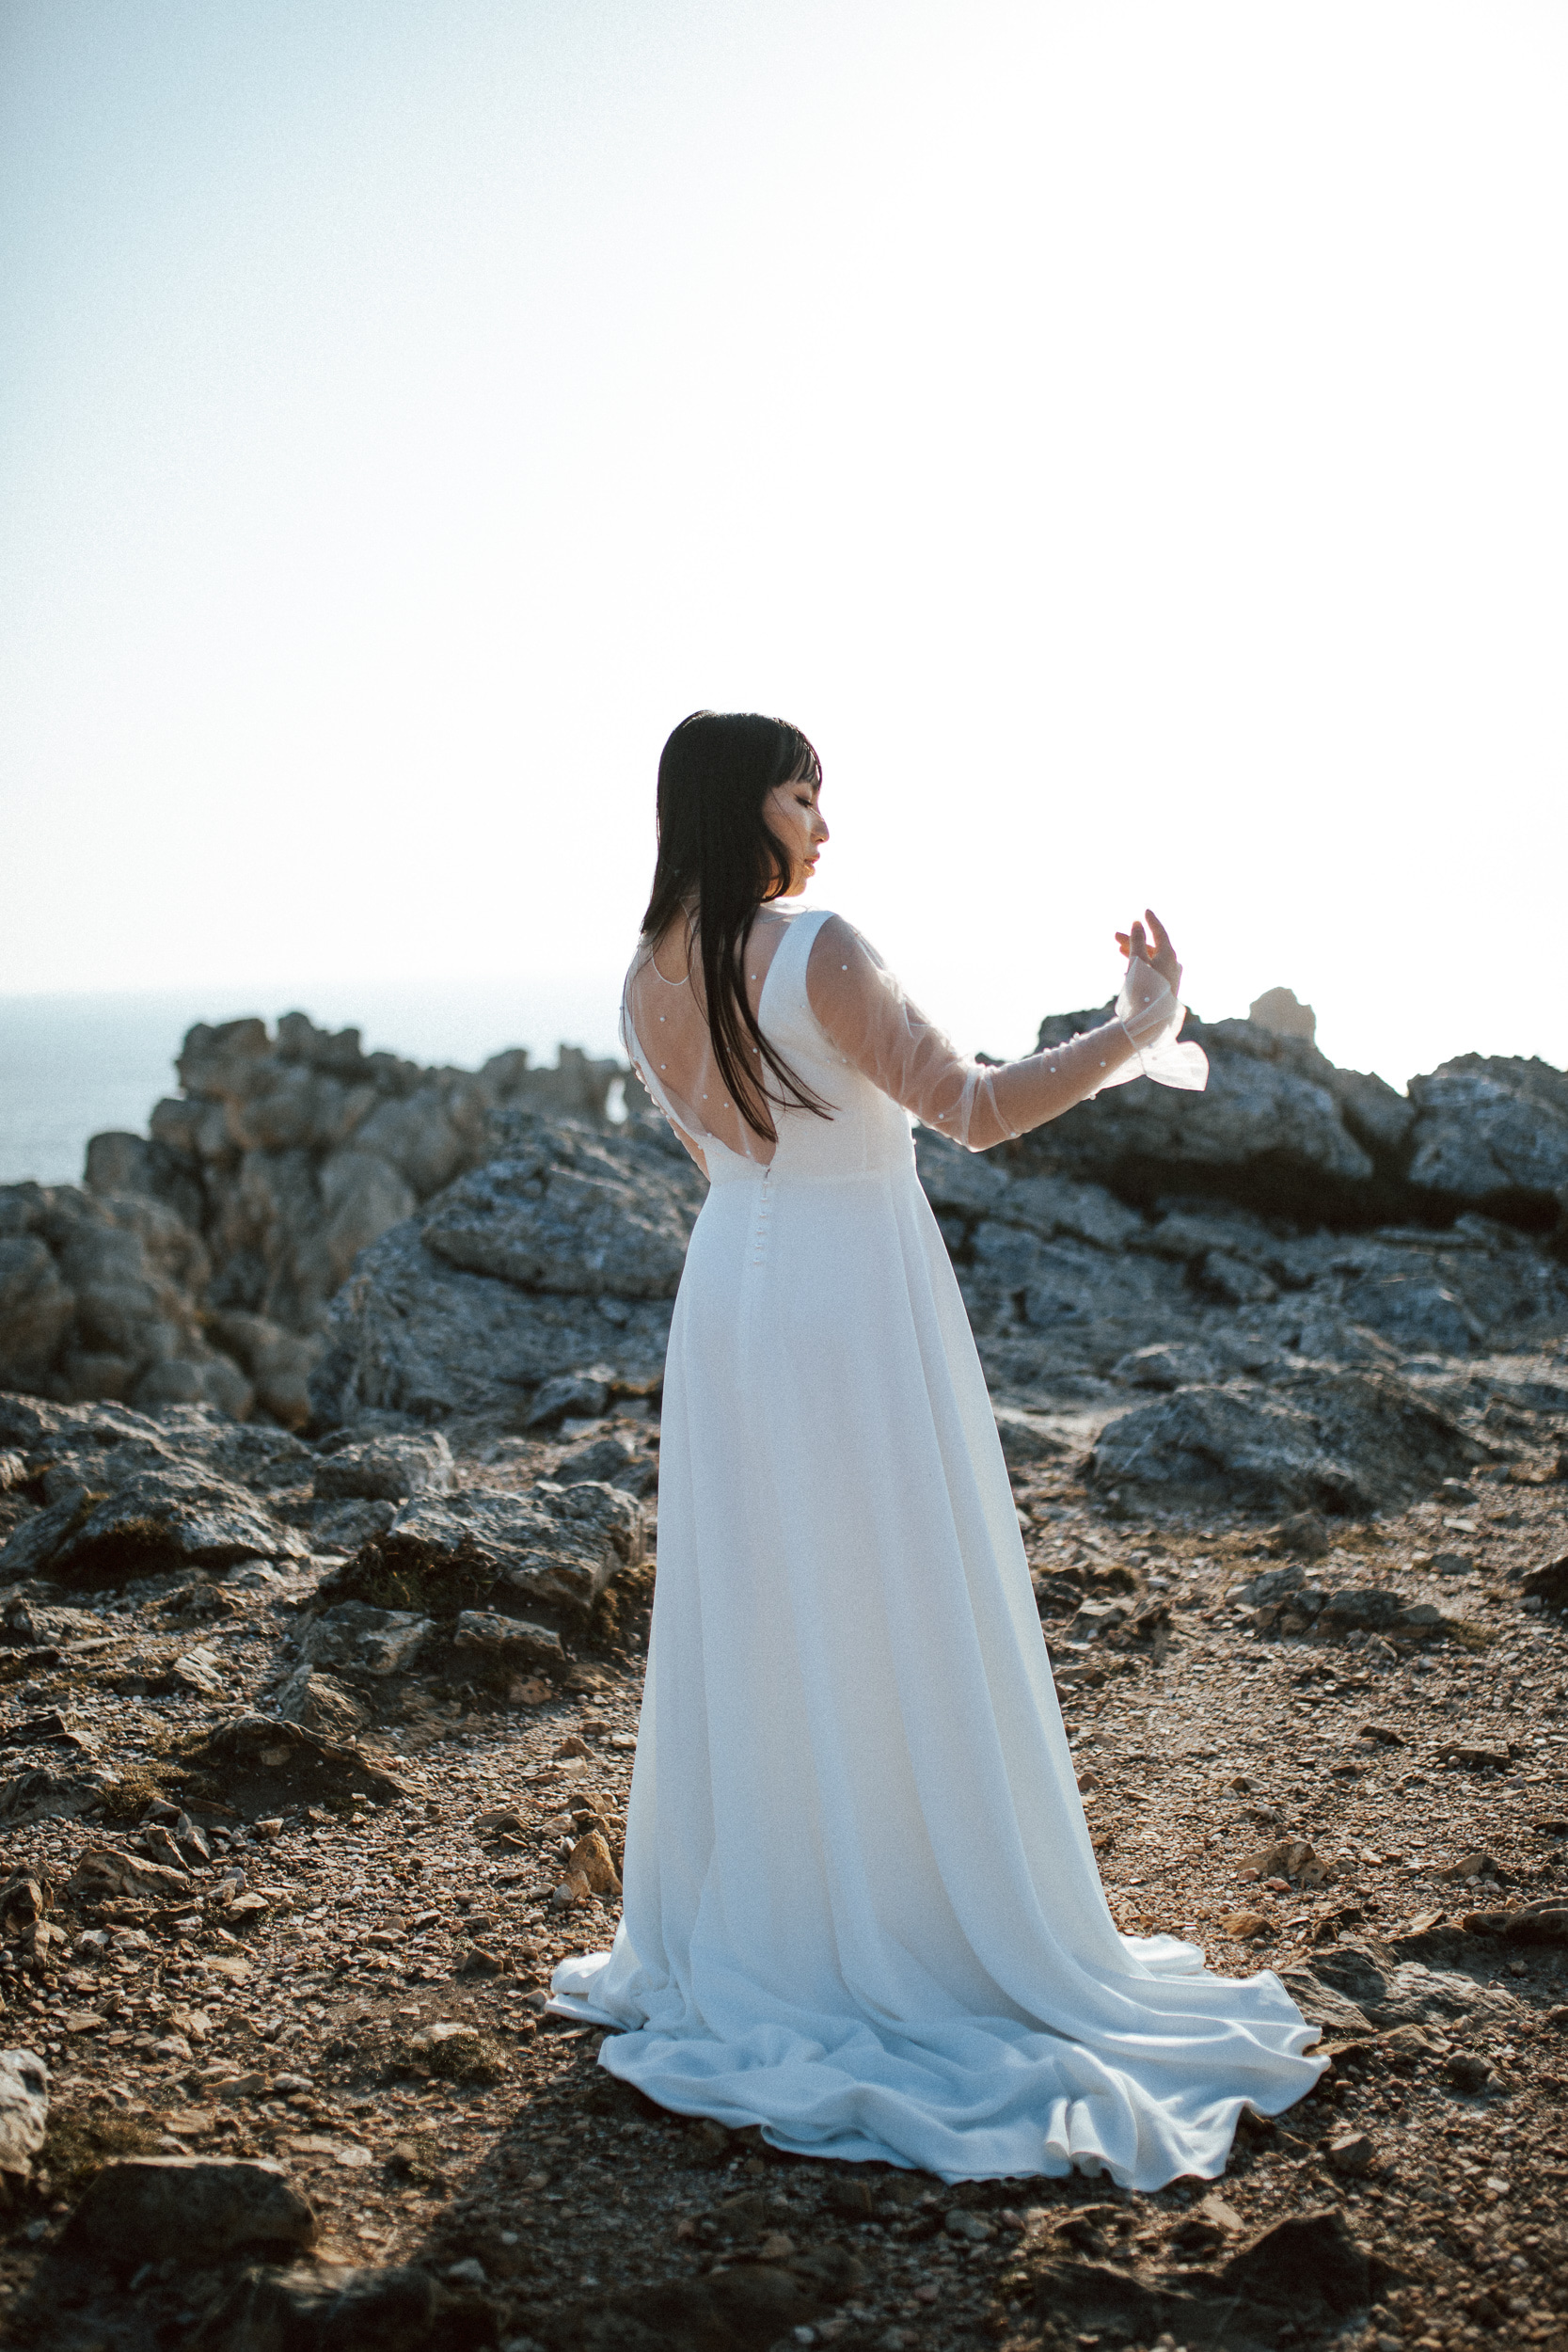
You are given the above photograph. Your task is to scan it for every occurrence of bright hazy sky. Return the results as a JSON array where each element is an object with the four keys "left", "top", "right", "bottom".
[{"left": 3, "top": 0, "right": 1564, "bottom": 1089}]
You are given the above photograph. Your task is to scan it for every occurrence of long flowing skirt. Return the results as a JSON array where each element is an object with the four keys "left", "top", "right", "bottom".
[{"left": 552, "top": 1161, "right": 1323, "bottom": 2185}]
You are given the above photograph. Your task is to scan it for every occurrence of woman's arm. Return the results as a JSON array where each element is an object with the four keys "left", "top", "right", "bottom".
[{"left": 804, "top": 914, "right": 1194, "bottom": 1152}]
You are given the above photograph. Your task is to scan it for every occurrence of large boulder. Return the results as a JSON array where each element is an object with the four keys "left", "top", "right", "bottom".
[
  {"left": 1089, "top": 1363, "right": 1487, "bottom": 1516},
  {"left": 58, "top": 2155, "right": 317, "bottom": 2271},
  {"left": 309, "top": 1115, "right": 703, "bottom": 1430},
  {"left": 421, "top": 1140, "right": 694, "bottom": 1296},
  {"left": 1008, "top": 1010, "right": 1568, "bottom": 1247},
  {"left": 1406, "top": 1055, "right": 1568, "bottom": 1223}
]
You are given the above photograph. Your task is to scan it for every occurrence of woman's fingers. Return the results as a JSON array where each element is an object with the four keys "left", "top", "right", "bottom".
[{"left": 1140, "top": 908, "right": 1181, "bottom": 993}]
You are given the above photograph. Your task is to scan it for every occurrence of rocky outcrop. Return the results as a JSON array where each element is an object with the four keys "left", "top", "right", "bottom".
[
  {"left": 3, "top": 1014, "right": 622, "bottom": 1429},
  {"left": 1, "top": 1184, "right": 250, "bottom": 1420},
  {"left": 1017, "top": 1008, "right": 1568, "bottom": 1235},
  {"left": 5, "top": 996, "right": 1567, "bottom": 1518}
]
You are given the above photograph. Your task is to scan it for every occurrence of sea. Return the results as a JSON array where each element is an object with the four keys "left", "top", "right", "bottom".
[{"left": 0, "top": 976, "right": 625, "bottom": 1188}]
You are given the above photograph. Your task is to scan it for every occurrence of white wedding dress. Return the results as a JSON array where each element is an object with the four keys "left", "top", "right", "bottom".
[{"left": 550, "top": 904, "right": 1324, "bottom": 2187}]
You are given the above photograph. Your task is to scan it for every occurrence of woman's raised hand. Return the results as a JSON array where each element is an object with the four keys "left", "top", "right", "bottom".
[{"left": 1115, "top": 908, "right": 1181, "bottom": 1000}]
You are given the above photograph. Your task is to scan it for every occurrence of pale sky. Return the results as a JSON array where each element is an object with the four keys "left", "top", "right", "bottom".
[{"left": 3, "top": 0, "right": 1564, "bottom": 1089}]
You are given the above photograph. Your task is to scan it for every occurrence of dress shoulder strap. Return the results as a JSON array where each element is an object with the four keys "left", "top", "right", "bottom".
[{"left": 759, "top": 905, "right": 835, "bottom": 1040}]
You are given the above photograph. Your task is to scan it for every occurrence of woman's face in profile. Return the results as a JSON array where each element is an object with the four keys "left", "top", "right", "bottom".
[{"left": 764, "top": 773, "right": 829, "bottom": 897}]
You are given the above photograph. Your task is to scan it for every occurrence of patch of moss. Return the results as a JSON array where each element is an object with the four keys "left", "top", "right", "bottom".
[
  {"left": 317, "top": 1536, "right": 496, "bottom": 1622},
  {"left": 400, "top": 2026, "right": 506, "bottom": 2086},
  {"left": 96, "top": 1764, "right": 178, "bottom": 1823},
  {"left": 38, "top": 2110, "right": 161, "bottom": 2200}
]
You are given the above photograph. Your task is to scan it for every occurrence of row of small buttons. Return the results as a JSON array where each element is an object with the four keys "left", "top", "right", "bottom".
[{"left": 752, "top": 1168, "right": 773, "bottom": 1266}]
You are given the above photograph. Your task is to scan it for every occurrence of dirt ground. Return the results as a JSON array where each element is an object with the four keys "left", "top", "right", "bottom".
[{"left": 1, "top": 1442, "right": 1565, "bottom": 2352}]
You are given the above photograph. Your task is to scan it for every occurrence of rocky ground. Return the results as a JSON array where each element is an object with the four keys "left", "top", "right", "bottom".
[
  {"left": 2, "top": 1002, "right": 1567, "bottom": 2350},
  {"left": 0, "top": 1378, "right": 1564, "bottom": 2352}
]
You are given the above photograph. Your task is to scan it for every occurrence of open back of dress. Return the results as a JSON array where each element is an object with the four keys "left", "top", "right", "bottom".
[{"left": 555, "top": 902, "right": 1321, "bottom": 2187}]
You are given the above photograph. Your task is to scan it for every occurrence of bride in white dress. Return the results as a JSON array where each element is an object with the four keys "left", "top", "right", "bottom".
[{"left": 551, "top": 711, "right": 1325, "bottom": 2187}]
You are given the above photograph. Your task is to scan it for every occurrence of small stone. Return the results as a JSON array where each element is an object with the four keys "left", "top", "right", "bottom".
[
  {"left": 1435, "top": 1850, "right": 1499, "bottom": 1884},
  {"left": 202, "top": 1955, "right": 252, "bottom": 1984},
  {"left": 139, "top": 1823, "right": 193, "bottom": 1875},
  {"left": 170, "top": 1813, "right": 211, "bottom": 1867},
  {"left": 457, "top": 1946, "right": 504, "bottom": 1978},
  {"left": 1222, "top": 1910, "right": 1274, "bottom": 1940},
  {"left": 1444, "top": 2051, "right": 1492, "bottom": 2093},
  {"left": 759, "top": 2231, "right": 797, "bottom": 2260},
  {"left": 565, "top": 1830, "right": 620, "bottom": 1895},
  {"left": 171, "top": 1646, "right": 226, "bottom": 1698},
  {"left": 1327, "top": 2130, "right": 1376, "bottom": 2175},
  {"left": 826, "top": 2178, "right": 879, "bottom": 2218},
  {"left": 447, "top": 2256, "right": 487, "bottom": 2287},
  {"left": 945, "top": 2209, "right": 994, "bottom": 2242},
  {"left": 475, "top": 1807, "right": 529, "bottom": 1836}
]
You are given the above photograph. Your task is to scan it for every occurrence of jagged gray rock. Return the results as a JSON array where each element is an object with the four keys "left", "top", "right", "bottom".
[
  {"left": 274, "top": 1666, "right": 370, "bottom": 1740},
  {"left": 451, "top": 1607, "right": 565, "bottom": 1674},
  {"left": 312, "top": 1430, "right": 454, "bottom": 1502},
  {"left": 0, "top": 1398, "right": 310, "bottom": 1586},
  {"left": 1018, "top": 1008, "right": 1387, "bottom": 1211},
  {"left": 309, "top": 1115, "right": 703, "bottom": 1431},
  {"left": 1089, "top": 1365, "right": 1487, "bottom": 1515},
  {"left": 318, "top": 1478, "right": 646, "bottom": 1624},
  {"left": 300, "top": 1601, "right": 433, "bottom": 1680},
  {"left": 1407, "top": 1054, "right": 1568, "bottom": 1216}
]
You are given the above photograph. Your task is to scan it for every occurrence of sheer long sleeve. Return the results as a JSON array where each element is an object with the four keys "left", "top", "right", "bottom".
[{"left": 804, "top": 914, "right": 1207, "bottom": 1152}]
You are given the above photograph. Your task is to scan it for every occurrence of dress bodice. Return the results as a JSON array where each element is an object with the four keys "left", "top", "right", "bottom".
[{"left": 704, "top": 907, "right": 917, "bottom": 1185}]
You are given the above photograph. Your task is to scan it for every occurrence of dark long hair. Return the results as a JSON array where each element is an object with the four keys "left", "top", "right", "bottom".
[{"left": 641, "top": 710, "right": 832, "bottom": 1144}]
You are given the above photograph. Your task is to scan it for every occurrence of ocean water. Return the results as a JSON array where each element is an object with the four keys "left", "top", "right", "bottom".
[{"left": 0, "top": 976, "right": 625, "bottom": 1188}]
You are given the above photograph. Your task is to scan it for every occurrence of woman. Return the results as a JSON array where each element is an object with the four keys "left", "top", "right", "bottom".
[{"left": 551, "top": 711, "right": 1324, "bottom": 2187}]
